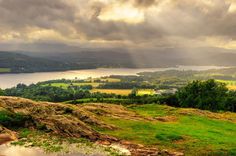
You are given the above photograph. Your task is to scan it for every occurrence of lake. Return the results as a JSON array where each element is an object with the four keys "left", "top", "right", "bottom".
[{"left": 0, "top": 66, "right": 227, "bottom": 89}]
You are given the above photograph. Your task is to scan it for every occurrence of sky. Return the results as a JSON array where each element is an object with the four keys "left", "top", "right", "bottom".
[{"left": 0, "top": 0, "right": 236, "bottom": 53}]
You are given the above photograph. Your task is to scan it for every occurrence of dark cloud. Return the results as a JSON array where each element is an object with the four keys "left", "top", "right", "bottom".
[
  {"left": 133, "top": 0, "right": 157, "bottom": 8},
  {"left": 0, "top": 0, "right": 76, "bottom": 35},
  {"left": 0, "top": 0, "right": 235, "bottom": 50}
]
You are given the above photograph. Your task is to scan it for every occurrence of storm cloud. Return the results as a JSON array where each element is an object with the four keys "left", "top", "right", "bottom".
[{"left": 0, "top": 0, "right": 236, "bottom": 51}]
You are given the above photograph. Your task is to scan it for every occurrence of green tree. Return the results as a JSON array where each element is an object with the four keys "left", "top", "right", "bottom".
[
  {"left": 225, "top": 91, "right": 236, "bottom": 112},
  {"left": 129, "top": 87, "right": 138, "bottom": 98},
  {"left": 0, "top": 88, "right": 4, "bottom": 96},
  {"left": 176, "top": 79, "right": 228, "bottom": 111}
]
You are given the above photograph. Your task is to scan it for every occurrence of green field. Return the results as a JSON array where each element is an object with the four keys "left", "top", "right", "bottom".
[
  {"left": 137, "top": 89, "right": 155, "bottom": 96},
  {"left": 98, "top": 104, "right": 236, "bottom": 155},
  {"left": 42, "top": 82, "right": 101, "bottom": 89},
  {"left": 0, "top": 68, "right": 11, "bottom": 73}
]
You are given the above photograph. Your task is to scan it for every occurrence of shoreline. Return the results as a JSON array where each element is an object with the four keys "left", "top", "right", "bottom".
[{"left": 0, "top": 65, "right": 229, "bottom": 75}]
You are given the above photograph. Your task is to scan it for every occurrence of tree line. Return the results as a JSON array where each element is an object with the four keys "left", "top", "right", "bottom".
[{"left": 0, "top": 79, "right": 236, "bottom": 112}]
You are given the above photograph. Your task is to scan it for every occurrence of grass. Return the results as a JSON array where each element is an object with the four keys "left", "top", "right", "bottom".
[
  {"left": 216, "top": 80, "right": 236, "bottom": 85},
  {"left": 0, "top": 110, "right": 32, "bottom": 128},
  {"left": 91, "top": 89, "right": 132, "bottom": 95},
  {"left": 137, "top": 89, "right": 155, "bottom": 96},
  {"left": 42, "top": 82, "right": 101, "bottom": 89},
  {"left": 97, "top": 104, "right": 236, "bottom": 155},
  {"left": 155, "top": 133, "right": 183, "bottom": 142},
  {"left": 66, "top": 98, "right": 129, "bottom": 104},
  {"left": 216, "top": 80, "right": 236, "bottom": 90},
  {"left": 0, "top": 68, "right": 11, "bottom": 73}
]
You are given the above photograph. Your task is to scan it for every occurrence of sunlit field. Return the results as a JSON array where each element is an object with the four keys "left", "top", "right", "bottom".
[
  {"left": 216, "top": 80, "right": 236, "bottom": 90},
  {"left": 98, "top": 104, "right": 236, "bottom": 155},
  {"left": 91, "top": 89, "right": 132, "bottom": 95},
  {"left": 137, "top": 89, "right": 155, "bottom": 96},
  {"left": 42, "top": 82, "right": 101, "bottom": 89}
]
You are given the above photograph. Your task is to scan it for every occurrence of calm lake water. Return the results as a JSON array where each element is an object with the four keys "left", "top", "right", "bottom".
[{"left": 0, "top": 66, "right": 227, "bottom": 89}]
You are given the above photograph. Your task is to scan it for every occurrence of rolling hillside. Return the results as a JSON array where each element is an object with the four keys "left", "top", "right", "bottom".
[{"left": 0, "top": 96, "right": 236, "bottom": 155}]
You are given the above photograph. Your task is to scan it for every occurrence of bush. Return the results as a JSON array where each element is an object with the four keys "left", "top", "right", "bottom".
[{"left": 0, "top": 111, "right": 32, "bottom": 128}]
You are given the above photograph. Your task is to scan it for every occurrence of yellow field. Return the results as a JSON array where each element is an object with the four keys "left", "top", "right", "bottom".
[
  {"left": 227, "top": 85, "right": 236, "bottom": 90},
  {"left": 91, "top": 89, "right": 131, "bottom": 95},
  {"left": 137, "top": 89, "right": 155, "bottom": 96},
  {"left": 216, "top": 80, "right": 236, "bottom": 90},
  {"left": 75, "top": 83, "right": 101, "bottom": 87}
]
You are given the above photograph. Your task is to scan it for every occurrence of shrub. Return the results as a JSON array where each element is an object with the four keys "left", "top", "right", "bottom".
[{"left": 0, "top": 111, "right": 32, "bottom": 128}]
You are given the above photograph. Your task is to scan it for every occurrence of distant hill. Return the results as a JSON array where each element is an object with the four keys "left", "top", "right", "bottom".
[
  {"left": 20, "top": 47, "right": 236, "bottom": 68},
  {"left": 0, "top": 51, "right": 99, "bottom": 73},
  {"left": 2, "top": 47, "right": 236, "bottom": 73}
]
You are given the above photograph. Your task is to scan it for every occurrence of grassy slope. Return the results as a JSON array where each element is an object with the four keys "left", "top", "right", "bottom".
[
  {"left": 97, "top": 104, "right": 236, "bottom": 156},
  {"left": 1, "top": 96, "right": 236, "bottom": 155}
]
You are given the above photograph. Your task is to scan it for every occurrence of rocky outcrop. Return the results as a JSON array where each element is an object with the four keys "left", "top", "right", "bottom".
[
  {"left": 0, "top": 96, "right": 114, "bottom": 141},
  {"left": 0, "top": 126, "right": 17, "bottom": 145},
  {"left": 0, "top": 96, "right": 184, "bottom": 156}
]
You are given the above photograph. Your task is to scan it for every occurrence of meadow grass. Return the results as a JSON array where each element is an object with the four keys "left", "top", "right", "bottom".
[{"left": 98, "top": 104, "right": 236, "bottom": 155}]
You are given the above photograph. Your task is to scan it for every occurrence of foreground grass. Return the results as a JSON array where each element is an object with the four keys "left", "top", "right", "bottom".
[{"left": 97, "top": 104, "right": 236, "bottom": 156}]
